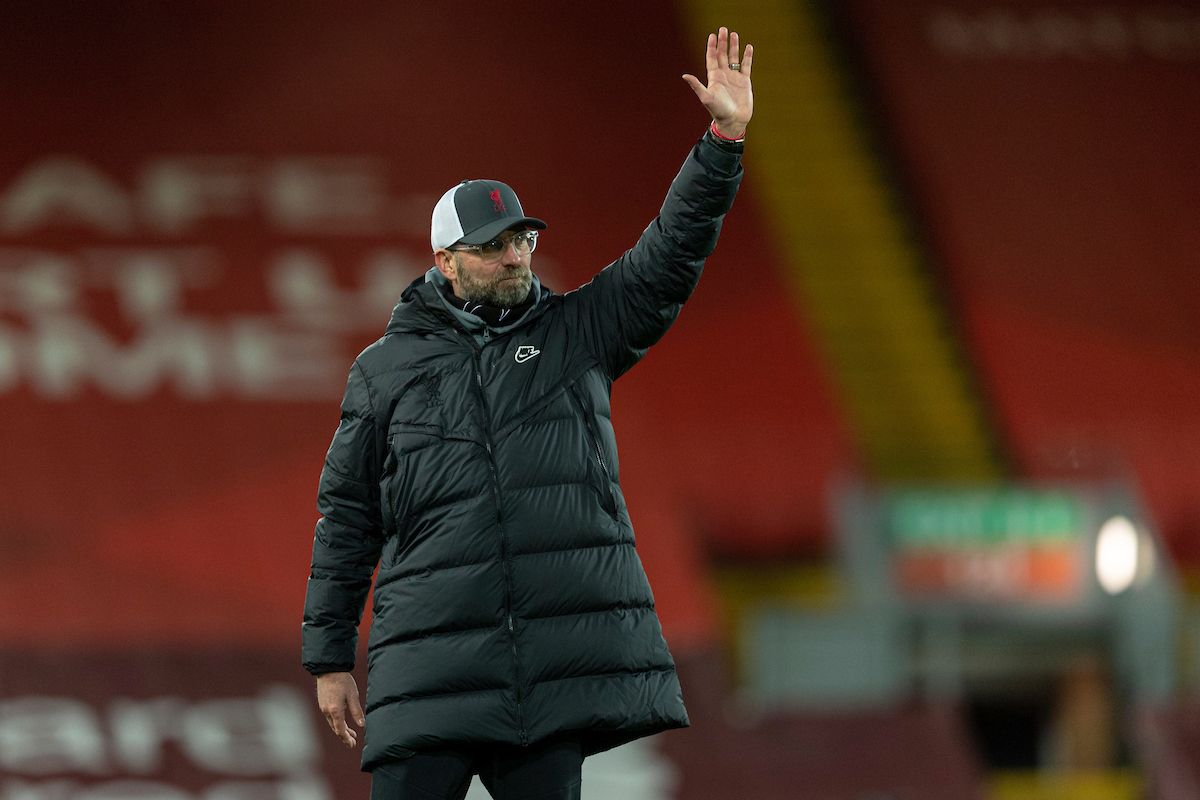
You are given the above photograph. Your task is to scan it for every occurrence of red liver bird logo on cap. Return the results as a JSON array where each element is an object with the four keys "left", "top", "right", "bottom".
[{"left": 490, "top": 189, "right": 506, "bottom": 213}]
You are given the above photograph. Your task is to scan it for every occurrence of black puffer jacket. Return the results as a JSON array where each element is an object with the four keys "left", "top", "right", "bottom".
[{"left": 302, "top": 133, "right": 743, "bottom": 770}]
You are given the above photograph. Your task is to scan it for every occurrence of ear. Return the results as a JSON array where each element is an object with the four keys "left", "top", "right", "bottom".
[{"left": 433, "top": 249, "right": 457, "bottom": 282}]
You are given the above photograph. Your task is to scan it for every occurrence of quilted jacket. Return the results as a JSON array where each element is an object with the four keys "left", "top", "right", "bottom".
[{"left": 302, "top": 132, "right": 743, "bottom": 769}]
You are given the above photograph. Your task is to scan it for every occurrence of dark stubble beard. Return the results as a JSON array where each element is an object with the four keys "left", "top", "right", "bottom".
[{"left": 454, "top": 253, "right": 533, "bottom": 307}]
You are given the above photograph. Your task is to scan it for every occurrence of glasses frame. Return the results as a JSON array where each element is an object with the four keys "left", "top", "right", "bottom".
[{"left": 449, "top": 230, "right": 538, "bottom": 263}]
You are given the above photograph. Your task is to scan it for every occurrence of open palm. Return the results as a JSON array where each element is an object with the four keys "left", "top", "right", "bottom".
[{"left": 683, "top": 27, "right": 754, "bottom": 139}]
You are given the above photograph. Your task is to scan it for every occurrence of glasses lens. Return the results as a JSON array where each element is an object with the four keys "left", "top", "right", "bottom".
[
  {"left": 511, "top": 231, "right": 536, "bottom": 254},
  {"left": 479, "top": 239, "right": 505, "bottom": 258}
]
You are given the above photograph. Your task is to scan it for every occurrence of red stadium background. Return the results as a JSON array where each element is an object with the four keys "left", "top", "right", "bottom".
[
  {"left": 0, "top": 1, "right": 848, "bottom": 651},
  {"left": 2, "top": 1, "right": 1198, "bottom": 798}
]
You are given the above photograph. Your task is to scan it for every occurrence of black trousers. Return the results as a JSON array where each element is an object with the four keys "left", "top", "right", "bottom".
[{"left": 369, "top": 738, "right": 583, "bottom": 800}]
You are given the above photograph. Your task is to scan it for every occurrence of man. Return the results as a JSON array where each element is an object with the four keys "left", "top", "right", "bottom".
[{"left": 302, "top": 27, "right": 753, "bottom": 800}]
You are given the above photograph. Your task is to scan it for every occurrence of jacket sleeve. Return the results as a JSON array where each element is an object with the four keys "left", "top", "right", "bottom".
[
  {"left": 301, "top": 360, "right": 386, "bottom": 674},
  {"left": 568, "top": 133, "right": 743, "bottom": 379}
]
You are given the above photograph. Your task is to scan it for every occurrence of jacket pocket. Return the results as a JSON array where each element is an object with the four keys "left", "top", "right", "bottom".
[
  {"left": 380, "top": 435, "right": 403, "bottom": 551},
  {"left": 381, "top": 428, "right": 435, "bottom": 555},
  {"left": 383, "top": 423, "right": 486, "bottom": 560},
  {"left": 568, "top": 384, "right": 619, "bottom": 519}
]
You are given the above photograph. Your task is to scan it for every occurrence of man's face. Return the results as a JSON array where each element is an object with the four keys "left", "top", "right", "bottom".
[{"left": 449, "top": 230, "right": 534, "bottom": 307}]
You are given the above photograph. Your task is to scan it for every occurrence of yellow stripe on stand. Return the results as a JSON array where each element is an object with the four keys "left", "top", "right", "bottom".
[{"left": 678, "top": 0, "right": 1003, "bottom": 482}]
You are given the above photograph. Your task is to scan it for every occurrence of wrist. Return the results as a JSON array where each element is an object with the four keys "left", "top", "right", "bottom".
[{"left": 710, "top": 120, "right": 746, "bottom": 142}]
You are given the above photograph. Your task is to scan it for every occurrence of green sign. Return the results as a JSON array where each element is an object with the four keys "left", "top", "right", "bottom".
[{"left": 888, "top": 490, "right": 1084, "bottom": 549}]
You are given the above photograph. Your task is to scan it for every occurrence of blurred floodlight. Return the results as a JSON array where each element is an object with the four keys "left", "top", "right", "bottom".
[{"left": 1095, "top": 515, "right": 1138, "bottom": 595}]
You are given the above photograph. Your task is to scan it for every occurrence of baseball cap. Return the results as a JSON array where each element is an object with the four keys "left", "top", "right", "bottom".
[{"left": 430, "top": 179, "right": 547, "bottom": 252}]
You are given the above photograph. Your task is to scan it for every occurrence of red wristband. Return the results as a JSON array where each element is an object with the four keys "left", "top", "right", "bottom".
[{"left": 709, "top": 120, "right": 745, "bottom": 142}]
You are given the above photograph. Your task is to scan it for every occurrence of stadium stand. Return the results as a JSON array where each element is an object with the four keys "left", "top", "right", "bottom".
[
  {"left": 842, "top": 0, "right": 1200, "bottom": 566},
  {"left": 2, "top": 0, "right": 1196, "bottom": 798}
]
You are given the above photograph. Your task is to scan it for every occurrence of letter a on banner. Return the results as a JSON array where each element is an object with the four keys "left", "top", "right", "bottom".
[{"left": 1, "top": 159, "right": 133, "bottom": 234}]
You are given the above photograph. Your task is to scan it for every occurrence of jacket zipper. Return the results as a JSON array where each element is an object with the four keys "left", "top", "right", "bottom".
[
  {"left": 569, "top": 385, "right": 619, "bottom": 519},
  {"left": 463, "top": 332, "right": 528, "bottom": 745},
  {"left": 381, "top": 438, "right": 399, "bottom": 539}
]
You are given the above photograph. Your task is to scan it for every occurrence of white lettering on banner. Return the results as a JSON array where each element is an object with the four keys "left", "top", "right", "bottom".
[
  {"left": 0, "top": 699, "right": 107, "bottom": 775},
  {"left": 2, "top": 780, "right": 75, "bottom": 800},
  {"left": 0, "top": 161, "right": 133, "bottom": 236},
  {"left": 929, "top": 7, "right": 1200, "bottom": 60},
  {"left": 6, "top": 255, "right": 80, "bottom": 312},
  {"left": 228, "top": 321, "right": 344, "bottom": 401},
  {"left": 0, "top": 154, "right": 526, "bottom": 401},
  {"left": 113, "top": 257, "right": 185, "bottom": 321},
  {"left": 0, "top": 157, "right": 424, "bottom": 236},
  {"left": 140, "top": 159, "right": 252, "bottom": 234},
  {"left": 73, "top": 782, "right": 190, "bottom": 800},
  {"left": 0, "top": 686, "right": 319, "bottom": 779},
  {"left": 0, "top": 781, "right": 333, "bottom": 800},
  {"left": 0, "top": 154, "right": 442, "bottom": 402},
  {"left": 0, "top": 247, "right": 425, "bottom": 400},
  {"left": 268, "top": 249, "right": 425, "bottom": 330},
  {"left": 266, "top": 159, "right": 386, "bottom": 234},
  {"left": 108, "top": 700, "right": 180, "bottom": 775},
  {"left": 178, "top": 688, "right": 317, "bottom": 776},
  {"left": 16, "top": 315, "right": 328, "bottom": 401}
]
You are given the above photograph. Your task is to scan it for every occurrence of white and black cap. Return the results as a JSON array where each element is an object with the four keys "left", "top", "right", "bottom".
[{"left": 430, "top": 179, "right": 547, "bottom": 252}]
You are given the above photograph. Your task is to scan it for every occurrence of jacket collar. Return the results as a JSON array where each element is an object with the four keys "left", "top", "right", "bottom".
[{"left": 385, "top": 268, "right": 552, "bottom": 336}]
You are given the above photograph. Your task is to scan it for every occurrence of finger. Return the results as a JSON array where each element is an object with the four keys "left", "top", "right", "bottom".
[
  {"left": 704, "top": 32, "right": 718, "bottom": 75},
  {"left": 730, "top": 31, "right": 740, "bottom": 66},
  {"left": 324, "top": 705, "right": 352, "bottom": 741},
  {"left": 741, "top": 43, "right": 753, "bottom": 79},
  {"left": 716, "top": 27, "right": 729, "bottom": 68},
  {"left": 682, "top": 74, "right": 709, "bottom": 100},
  {"left": 349, "top": 692, "right": 366, "bottom": 728},
  {"left": 330, "top": 712, "right": 357, "bottom": 748}
]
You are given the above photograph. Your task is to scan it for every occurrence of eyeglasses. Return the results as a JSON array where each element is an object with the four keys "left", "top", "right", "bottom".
[{"left": 450, "top": 231, "right": 538, "bottom": 262}]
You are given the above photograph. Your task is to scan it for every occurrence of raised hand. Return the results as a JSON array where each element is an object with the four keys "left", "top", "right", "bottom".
[{"left": 683, "top": 27, "right": 754, "bottom": 140}]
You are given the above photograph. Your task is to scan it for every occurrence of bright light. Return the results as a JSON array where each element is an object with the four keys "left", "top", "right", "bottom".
[{"left": 1096, "top": 515, "right": 1139, "bottom": 595}]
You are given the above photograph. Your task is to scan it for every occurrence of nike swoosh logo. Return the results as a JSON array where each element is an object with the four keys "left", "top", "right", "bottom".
[{"left": 514, "top": 345, "right": 540, "bottom": 364}]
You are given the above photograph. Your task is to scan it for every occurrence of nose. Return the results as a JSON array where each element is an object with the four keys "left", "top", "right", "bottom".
[{"left": 501, "top": 238, "right": 525, "bottom": 265}]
